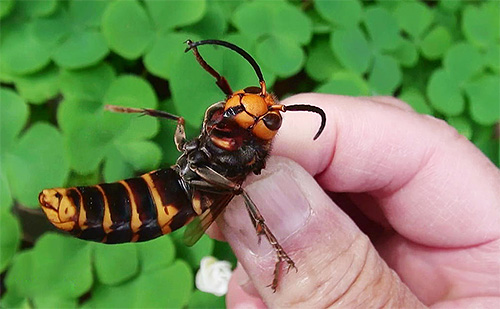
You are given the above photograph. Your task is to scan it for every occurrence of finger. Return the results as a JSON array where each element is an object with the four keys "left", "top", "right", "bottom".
[
  {"left": 218, "top": 157, "right": 424, "bottom": 307},
  {"left": 364, "top": 96, "right": 416, "bottom": 112},
  {"left": 376, "top": 234, "right": 500, "bottom": 305},
  {"left": 226, "top": 266, "right": 266, "bottom": 309},
  {"left": 274, "top": 93, "right": 500, "bottom": 248}
]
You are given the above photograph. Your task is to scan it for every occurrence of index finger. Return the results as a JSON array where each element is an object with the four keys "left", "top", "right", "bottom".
[{"left": 273, "top": 94, "right": 500, "bottom": 248}]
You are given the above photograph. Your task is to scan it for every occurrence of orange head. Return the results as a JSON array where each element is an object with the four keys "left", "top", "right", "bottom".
[{"left": 223, "top": 85, "right": 284, "bottom": 140}]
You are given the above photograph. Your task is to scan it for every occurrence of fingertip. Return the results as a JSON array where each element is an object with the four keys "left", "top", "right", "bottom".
[{"left": 274, "top": 93, "right": 339, "bottom": 175}]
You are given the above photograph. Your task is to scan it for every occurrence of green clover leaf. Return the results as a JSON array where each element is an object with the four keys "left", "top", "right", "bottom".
[
  {"left": 331, "top": 26, "right": 372, "bottom": 75},
  {"left": 305, "top": 37, "right": 341, "bottom": 82},
  {"left": 59, "top": 74, "right": 159, "bottom": 177},
  {"left": 231, "top": 1, "right": 273, "bottom": 41},
  {"left": 1, "top": 88, "right": 69, "bottom": 207},
  {"left": 6, "top": 234, "right": 92, "bottom": 299},
  {"left": 68, "top": 0, "right": 108, "bottom": 28},
  {"left": 114, "top": 141, "right": 162, "bottom": 172},
  {"left": 102, "top": 150, "right": 135, "bottom": 182},
  {"left": 4, "top": 251, "right": 34, "bottom": 300},
  {"left": 427, "top": 68, "right": 464, "bottom": 116},
  {"left": 57, "top": 98, "right": 111, "bottom": 174},
  {"left": 144, "top": 32, "right": 198, "bottom": 80},
  {"left": 103, "top": 75, "right": 159, "bottom": 140},
  {"left": 52, "top": 30, "right": 109, "bottom": 69},
  {"left": 0, "top": 209, "right": 21, "bottom": 272},
  {"left": 5, "top": 122, "right": 70, "bottom": 207},
  {"left": 0, "top": 88, "right": 29, "bottom": 153},
  {"left": 314, "top": 0, "right": 362, "bottom": 28},
  {"left": 394, "top": 1, "right": 434, "bottom": 39},
  {"left": 85, "top": 260, "right": 192, "bottom": 308},
  {"left": 368, "top": 54, "right": 402, "bottom": 95},
  {"left": 256, "top": 36, "right": 305, "bottom": 78},
  {"left": 16, "top": 0, "right": 58, "bottom": 18},
  {"left": 233, "top": 1, "right": 312, "bottom": 45},
  {"left": 31, "top": 5, "right": 110, "bottom": 70},
  {"left": 443, "top": 42, "right": 484, "bottom": 86},
  {"left": 93, "top": 242, "right": 139, "bottom": 286},
  {"left": 144, "top": 0, "right": 206, "bottom": 32},
  {"left": 462, "top": 2, "right": 500, "bottom": 48},
  {"left": 420, "top": 25, "right": 452, "bottom": 60},
  {"left": 364, "top": 7, "right": 402, "bottom": 52},
  {"left": 0, "top": 21, "right": 51, "bottom": 75},
  {"left": 102, "top": 0, "right": 154, "bottom": 60},
  {"left": 14, "top": 64, "right": 60, "bottom": 104},
  {"left": 59, "top": 62, "right": 116, "bottom": 102},
  {"left": 184, "top": 1, "right": 228, "bottom": 39},
  {"left": 391, "top": 38, "right": 419, "bottom": 68},
  {"left": 31, "top": 6, "right": 71, "bottom": 50},
  {"left": 465, "top": 75, "right": 500, "bottom": 126},
  {"left": 137, "top": 235, "right": 175, "bottom": 273},
  {"left": 0, "top": 89, "right": 28, "bottom": 209}
]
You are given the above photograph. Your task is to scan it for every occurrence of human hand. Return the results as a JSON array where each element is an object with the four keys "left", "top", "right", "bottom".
[{"left": 209, "top": 94, "right": 500, "bottom": 308}]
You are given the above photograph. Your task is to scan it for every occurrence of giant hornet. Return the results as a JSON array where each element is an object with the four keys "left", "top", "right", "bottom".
[{"left": 39, "top": 39, "right": 326, "bottom": 291}]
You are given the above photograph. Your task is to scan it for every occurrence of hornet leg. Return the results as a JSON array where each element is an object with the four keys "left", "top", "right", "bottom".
[
  {"left": 241, "top": 190, "right": 297, "bottom": 292},
  {"left": 105, "top": 105, "right": 186, "bottom": 151},
  {"left": 189, "top": 165, "right": 296, "bottom": 291}
]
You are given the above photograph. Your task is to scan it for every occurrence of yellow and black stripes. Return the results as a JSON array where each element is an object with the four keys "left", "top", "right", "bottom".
[{"left": 39, "top": 168, "right": 196, "bottom": 244}]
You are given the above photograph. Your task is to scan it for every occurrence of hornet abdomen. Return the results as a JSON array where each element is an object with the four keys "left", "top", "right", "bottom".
[{"left": 39, "top": 168, "right": 195, "bottom": 244}]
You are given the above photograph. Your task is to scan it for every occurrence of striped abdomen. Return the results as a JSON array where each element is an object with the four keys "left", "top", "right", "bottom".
[{"left": 39, "top": 168, "right": 195, "bottom": 244}]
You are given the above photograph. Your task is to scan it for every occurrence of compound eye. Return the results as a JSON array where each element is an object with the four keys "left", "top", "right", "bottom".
[
  {"left": 252, "top": 112, "right": 282, "bottom": 140},
  {"left": 262, "top": 112, "right": 282, "bottom": 131}
]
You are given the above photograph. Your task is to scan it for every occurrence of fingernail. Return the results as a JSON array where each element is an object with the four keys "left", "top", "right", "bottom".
[{"left": 223, "top": 159, "right": 311, "bottom": 256}]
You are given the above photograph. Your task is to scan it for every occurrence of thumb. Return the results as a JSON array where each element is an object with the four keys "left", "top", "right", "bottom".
[{"left": 218, "top": 156, "right": 424, "bottom": 308}]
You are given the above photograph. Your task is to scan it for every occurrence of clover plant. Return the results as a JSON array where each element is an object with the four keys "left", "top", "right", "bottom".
[{"left": 0, "top": 0, "right": 498, "bottom": 308}]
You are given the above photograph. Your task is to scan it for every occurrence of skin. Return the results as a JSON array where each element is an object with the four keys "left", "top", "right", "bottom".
[{"left": 208, "top": 94, "right": 500, "bottom": 308}]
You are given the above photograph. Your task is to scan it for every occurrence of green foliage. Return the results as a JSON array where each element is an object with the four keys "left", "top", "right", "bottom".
[
  {"left": 188, "top": 290, "right": 226, "bottom": 309},
  {"left": 0, "top": 210, "right": 21, "bottom": 272},
  {"left": 0, "top": 0, "right": 498, "bottom": 308}
]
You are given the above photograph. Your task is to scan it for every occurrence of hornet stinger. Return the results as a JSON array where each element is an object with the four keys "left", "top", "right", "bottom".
[{"left": 39, "top": 39, "right": 326, "bottom": 291}]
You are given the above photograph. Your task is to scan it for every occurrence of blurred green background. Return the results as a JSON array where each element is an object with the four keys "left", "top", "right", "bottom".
[{"left": 0, "top": 0, "right": 498, "bottom": 308}]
